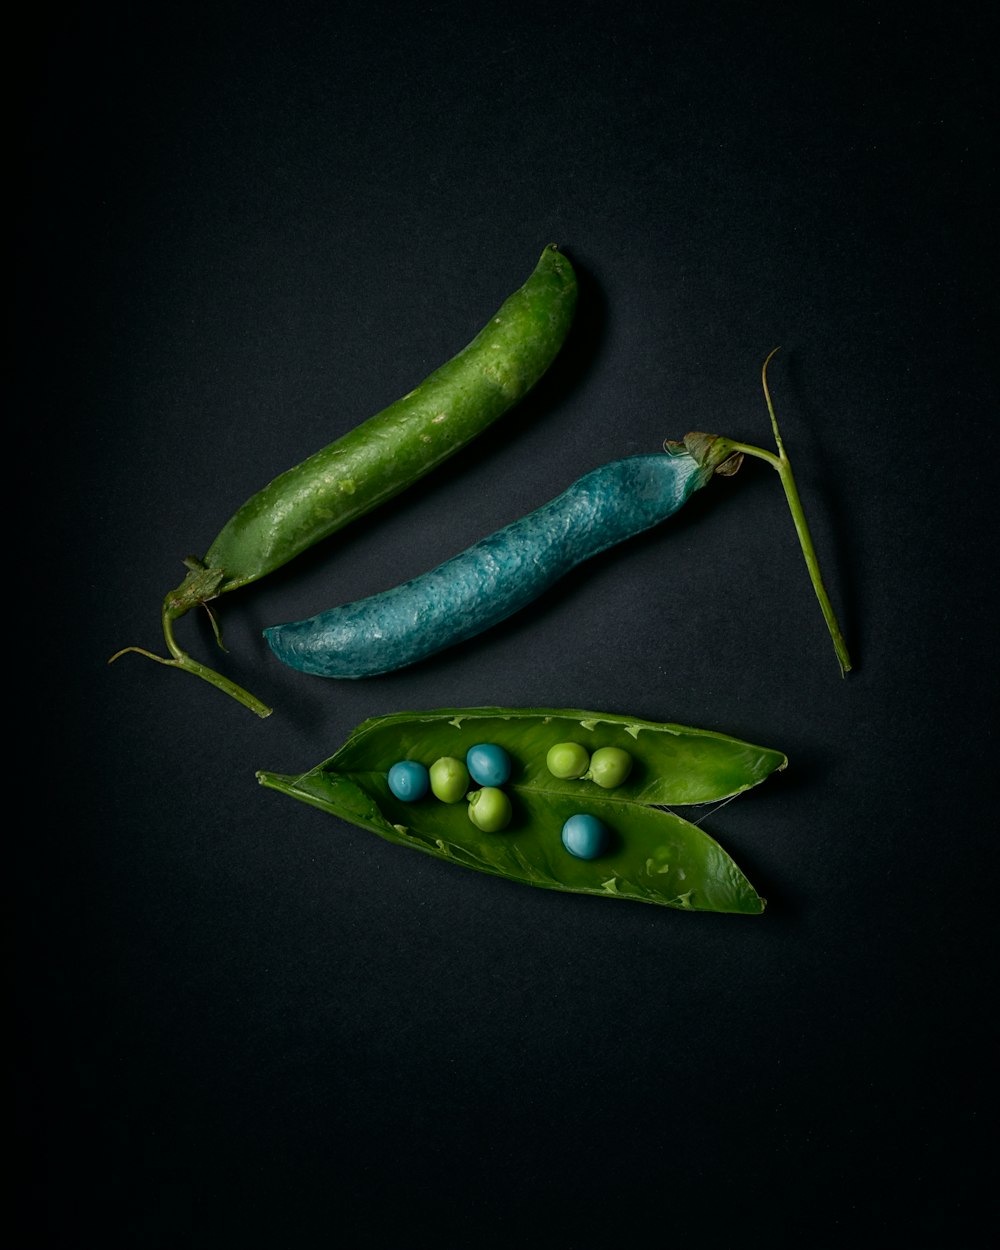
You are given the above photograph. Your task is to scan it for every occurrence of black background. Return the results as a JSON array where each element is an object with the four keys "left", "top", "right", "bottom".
[{"left": 23, "top": 3, "right": 994, "bottom": 1245}]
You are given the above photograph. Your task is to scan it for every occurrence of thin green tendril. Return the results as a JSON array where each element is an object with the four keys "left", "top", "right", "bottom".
[{"left": 722, "top": 349, "right": 852, "bottom": 677}]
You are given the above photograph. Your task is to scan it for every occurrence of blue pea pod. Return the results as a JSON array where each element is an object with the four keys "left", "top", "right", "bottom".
[{"left": 263, "top": 434, "right": 740, "bottom": 679}]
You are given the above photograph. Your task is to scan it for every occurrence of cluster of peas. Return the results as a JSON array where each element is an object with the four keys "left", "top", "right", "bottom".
[{"left": 386, "top": 741, "right": 633, "bottom": 861}]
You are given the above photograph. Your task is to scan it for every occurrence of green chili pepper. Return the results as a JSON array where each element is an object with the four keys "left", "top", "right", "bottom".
[
  {"left": 110, "top": 245, "right": 578, "bottom": 717},
  {"left": 257, "top": 707, "right": 788, "bottom": 914}
]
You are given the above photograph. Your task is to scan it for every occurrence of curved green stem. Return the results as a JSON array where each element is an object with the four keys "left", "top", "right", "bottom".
[
  {"left": 108, "top": 603, "right": 273, "bottom": 718},
  {"left": 722, "top": 349, "right": 852, "bottom": 677}
]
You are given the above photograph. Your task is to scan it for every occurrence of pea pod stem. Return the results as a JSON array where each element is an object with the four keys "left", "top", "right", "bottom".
[
  {"left": 108, "top": 604, "right": 273, "bottom": 718},
  {"left": 721, "top": 349, "right": 852, "bottom": 677}
]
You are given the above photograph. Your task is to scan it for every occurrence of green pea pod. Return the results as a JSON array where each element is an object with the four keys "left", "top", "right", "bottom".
[
  {"left": 111, "top": 246, "right": 577, "bottom": 717},
  {"left": 257, "top": 707, "right": 787, "bottom": 914}
]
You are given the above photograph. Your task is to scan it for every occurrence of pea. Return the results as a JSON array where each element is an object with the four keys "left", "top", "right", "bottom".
[
  {"left": 387, "top": 760, "right": 430, "bottom": 802},
  {"left": 546, "top": 741, "right": 590, "bottom": 779},
  {"left": 588, "top": 746, "right": 633, "bottom": 789},
  {"left": 467, "top": 786, "right": 512, "bottom": 833},
  {"left": 466, "top": 743, "right": 512, "bottom": 787},
  {"left": 429, "top": 756, "right": 470, "bottom": 804},
  {"left": 561, "top": 813, "right": 610, "bottom": 860}
]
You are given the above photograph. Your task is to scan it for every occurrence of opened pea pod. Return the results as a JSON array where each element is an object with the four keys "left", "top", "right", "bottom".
[
  {"left": 257, "top": 707, "right": 787, "bottom": 914},
  {"left": 264, "top": 351, "right": 851, "bottom": 682},
  {"left": 110, "top": 246, "right": 578, "bottom": 717}
]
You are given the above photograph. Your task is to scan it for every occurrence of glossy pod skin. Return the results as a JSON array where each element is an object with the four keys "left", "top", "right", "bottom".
[
  {"left": 264, "top": 434, "right": 738, "bottom": 679},
  {"left": 257, "top": 707, "right": 788, "bottom": 913},
  {"left": 114, "top": 246, "right": 577, "bottom": 717},
  {"left": 169, "top": 244, "right": 577, "bottom": 610}
]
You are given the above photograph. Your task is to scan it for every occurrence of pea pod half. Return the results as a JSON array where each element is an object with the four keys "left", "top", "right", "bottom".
[
  {"left": 257, "top": 707, "right": 788, "bottom": 914},
  {"left": 110, "top": 245, "right": 577, "bottom": 717}
]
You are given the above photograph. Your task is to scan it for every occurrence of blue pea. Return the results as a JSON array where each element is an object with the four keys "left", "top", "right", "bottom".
[
  {"left": 466, "top": 743, "right": 512, "bottom": 787},
  {"left": 561, "top": 813, "right": 610, "bottom": 860},
  {"left": 387, "top": 760, "right": 430, "bottom": 802}
]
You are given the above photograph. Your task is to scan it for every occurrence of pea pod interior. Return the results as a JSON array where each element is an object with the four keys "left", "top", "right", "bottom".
[{"left": 257, "top": 707, "right": 787, "bottom": 914}]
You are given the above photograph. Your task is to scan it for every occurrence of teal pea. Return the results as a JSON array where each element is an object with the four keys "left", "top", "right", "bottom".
[
  {"left": 561, "top": 814, "right": 610, "bottom": 859},
  {"left": 387, "top": 760, "right": 430, "bottom": 802},
  {"left": 466, "top": 743, "right": 512, "bottom": 787}
]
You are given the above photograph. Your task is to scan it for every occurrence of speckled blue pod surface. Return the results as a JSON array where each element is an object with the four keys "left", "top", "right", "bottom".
[{"left": 264, "top": 451, "right": 713, "bottom": 678}]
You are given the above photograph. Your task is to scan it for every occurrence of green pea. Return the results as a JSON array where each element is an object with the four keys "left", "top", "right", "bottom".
[
  {"left": 467, "top": 786, "right": 512, "bottom": 833},
  {"left": 430, "top": 756, "right": 470, "bottom": 804},
  {"left": 588, "top": 746, "right": 633, "bottom": 789},
  {"left": 546, "top": 741, "right": 591, "bottom": 780}
]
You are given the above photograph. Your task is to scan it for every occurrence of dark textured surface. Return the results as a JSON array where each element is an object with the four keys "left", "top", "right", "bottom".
[
  {"left": 265, "top": 453, "right": 707, "bottom": 676},
  {"left": 23, "top": 3, "right": 994, "bottom": 1246}
]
